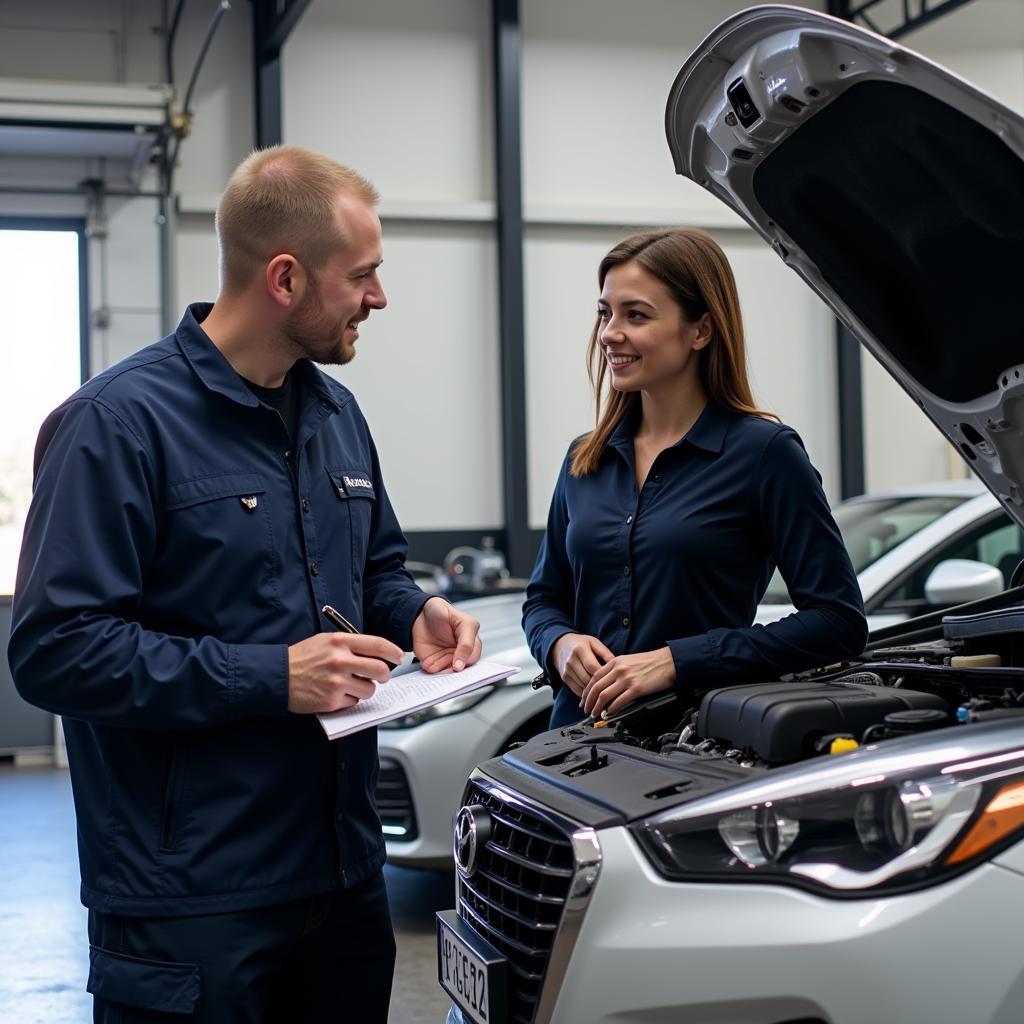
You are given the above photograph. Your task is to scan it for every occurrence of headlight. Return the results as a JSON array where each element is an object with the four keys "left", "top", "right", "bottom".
[
  {"left": 378, "top": 685, "right": 495, "bottom": 729},
  {"left": 631, "top": 726, "right": 1024, "bottom": 896}
]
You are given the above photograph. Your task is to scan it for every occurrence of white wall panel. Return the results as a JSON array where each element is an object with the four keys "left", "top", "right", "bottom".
[
  {"left": 0, "top": 0, "right": 162, "bottom": 82},
  {"left": 321, "top": 222, "right": 502, "bottom": 530},
  {"left": 524, "top": 225, "right": 623, "bottom": 527},
  {"left": 520, "top": 0, "right": 821, "bottom": 218},
  {"left": 103, "top": 199, "right": 161, "bottom": 310},
  {"left": 175, "top": 214, "right": 220, "bottom": 311},
  {"left": 281, "top": 2, "right": 501, "bottom": 531},
  {"left": 283, "top": 0, "right": 493, "bottom": 204},
  {"left": 727, "top": 239, "right": 837, "bottom": 496},
  {"left": 99, "top": 311, "right": 162, "bottom": 369},
  {"left": 862, "top": 352, "right": 961, "bottom": 493},
  {"left": 170, "top": 8, "right": 254, "bottom": 199},
  {"left": 87, "top": 197, "right": 162, "bottom": 372}
]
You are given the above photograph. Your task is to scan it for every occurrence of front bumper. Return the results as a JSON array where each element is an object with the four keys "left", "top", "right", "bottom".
[{"left": 446, "top": 824, "right": 1024, "bottom": 1023}]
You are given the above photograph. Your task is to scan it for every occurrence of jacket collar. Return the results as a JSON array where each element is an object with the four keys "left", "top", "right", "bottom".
[
  {"left": 174, "top": 303, "right": 345, "bottom": 413},
  {"left": 607, "top": 396, "right": 731, "bottom": 459}
]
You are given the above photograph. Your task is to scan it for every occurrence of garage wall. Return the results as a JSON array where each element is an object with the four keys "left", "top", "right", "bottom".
[
  {"left": 518, "top": 0, "right": 837, "bottom": 524},
  {"left": 0, "top": 0, "right": 253, "bottom": 370},
  {"left": 523, "top": 225, "right": 837, "bottom": 524},
  {"left": 281, "top": 0, "right": 503, "bottom": 532},
  {"left": 2, "top": 0, "right": 1022, "bottom": 535}
]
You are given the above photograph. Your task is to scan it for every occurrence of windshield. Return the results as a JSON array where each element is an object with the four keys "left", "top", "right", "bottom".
[{"left": 761, "top": 494, "right": 969, "bottom": 603}]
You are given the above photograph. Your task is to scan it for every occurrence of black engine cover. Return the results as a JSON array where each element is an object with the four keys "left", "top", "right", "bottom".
[{"left": 697, "top": 679, "right": 950, "bottom": 763}]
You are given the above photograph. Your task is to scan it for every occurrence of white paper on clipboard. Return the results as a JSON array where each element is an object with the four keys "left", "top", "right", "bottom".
[{"left": 316, "top": 660, "right": 518, "bottom": 740}]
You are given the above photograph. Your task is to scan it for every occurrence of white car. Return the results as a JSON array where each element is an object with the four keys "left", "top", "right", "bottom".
[
  {"left": 376, "top": 591, "right": 550, "bottom": 866},
  {"left": 438, "top": 7, "right": 1024, "bottom": 1024},
  {"left": 381, "top": 481, "right": 1021, "bottom": 867},
  {"left": 758, "top": 481, "right": 1018, "bottom": 631}
]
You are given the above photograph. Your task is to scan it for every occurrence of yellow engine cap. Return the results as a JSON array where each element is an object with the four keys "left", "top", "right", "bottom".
[
  {"left": 950, "top": 654, "right": 1002, "bottom": 668},
  {"left": 830, "top": 737, "right": 859, "bottom": 754}
]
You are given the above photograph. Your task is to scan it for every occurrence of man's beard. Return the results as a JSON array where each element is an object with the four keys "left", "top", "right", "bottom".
[{"left": 283, "top": 281, "right": 355, "bottom": 366}]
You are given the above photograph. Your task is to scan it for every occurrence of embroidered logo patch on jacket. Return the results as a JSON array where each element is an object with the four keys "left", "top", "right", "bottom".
[{"left": 335, "top": 471, "right": 375, "bottom": 499}]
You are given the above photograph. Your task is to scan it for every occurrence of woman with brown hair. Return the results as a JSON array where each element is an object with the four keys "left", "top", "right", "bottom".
[{"left": 523, "top": 227, "right": 867, "bottom": 730}]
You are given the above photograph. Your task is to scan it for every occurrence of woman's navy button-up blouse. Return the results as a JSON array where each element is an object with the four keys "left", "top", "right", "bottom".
[{"left": 523, "top": 400, "right": 867, "bottom": 694}]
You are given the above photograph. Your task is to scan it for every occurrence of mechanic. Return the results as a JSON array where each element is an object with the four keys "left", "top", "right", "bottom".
[
  {"left": 523, "top": 227, "right": 867, "bottom": 729},
  {"left": 8, "top": 145, "right": 481, "bottom": 1023}
]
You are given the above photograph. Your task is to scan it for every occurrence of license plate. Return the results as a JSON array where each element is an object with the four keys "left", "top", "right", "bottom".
[{"left": 436, "top": 909, "right": 507, "bottom": 1024}]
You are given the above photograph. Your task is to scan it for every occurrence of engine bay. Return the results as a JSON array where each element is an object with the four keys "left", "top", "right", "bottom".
[{"left": 496, "top": 601, "right": 1024, "bottom": 825}]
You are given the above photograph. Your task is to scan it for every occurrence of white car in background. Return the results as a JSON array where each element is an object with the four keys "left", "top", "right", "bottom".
[
  {"left": 759, "top": 480, "right": 1016, "bottom": 630},
  {"left": 380, "top": 480, "right": 1022, "bottom": 867}
]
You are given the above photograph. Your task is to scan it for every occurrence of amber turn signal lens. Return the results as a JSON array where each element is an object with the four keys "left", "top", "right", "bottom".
[{"left": 946, "top": 779, "right": 1024, "bottom": 866}]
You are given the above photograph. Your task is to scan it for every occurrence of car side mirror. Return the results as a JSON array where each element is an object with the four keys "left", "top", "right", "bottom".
[{"left": 923, "top": 558, "right": 1004, "bottom": 606}]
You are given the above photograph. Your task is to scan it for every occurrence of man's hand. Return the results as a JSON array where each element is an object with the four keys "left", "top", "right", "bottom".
[
  {"left": 580, "top": 647, "right": 676, "bottom": 719},
  {"left": 551, "top": 633, "right": 614, "bottom": 697},
  {"left": 287, "top": 632, "right": 404, "bottom": 714},
  {"left": 411, "top": 597, "right": 481, "bottom": 673}
]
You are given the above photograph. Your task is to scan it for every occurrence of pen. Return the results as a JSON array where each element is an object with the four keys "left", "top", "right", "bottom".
[
  {"left": 321, "top": 604, "right": 359, "bottom": 634},
  {"left": 321, "top": 604, "right": 399, "bottom": 670}
]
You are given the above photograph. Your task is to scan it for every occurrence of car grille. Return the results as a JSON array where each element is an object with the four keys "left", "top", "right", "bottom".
[
  {"left": 456, "top": 780, "right": 576, "bottom": 1024},
  {"left": 376, "top": 757, "right": 418, "bottom": 841}
]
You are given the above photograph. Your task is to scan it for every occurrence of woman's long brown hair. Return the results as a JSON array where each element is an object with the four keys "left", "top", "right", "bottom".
[{"left": 570, "top": 227, "right": 775, "bottom": 477}]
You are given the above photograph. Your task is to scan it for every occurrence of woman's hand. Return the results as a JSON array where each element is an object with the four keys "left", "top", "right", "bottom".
[
  {"left": 551, "top": 633, "right": 614, "bottom": 697},
  {"left": 580, "top": 647, "right": 676, "bottom": 718}
]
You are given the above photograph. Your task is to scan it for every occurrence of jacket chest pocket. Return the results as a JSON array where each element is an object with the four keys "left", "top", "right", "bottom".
[
  {"left": 160, "top": 472, "right": 281, "bottom": 614},
  {"left": 326, "top": 467, "right": 375, "bottom": 571}
]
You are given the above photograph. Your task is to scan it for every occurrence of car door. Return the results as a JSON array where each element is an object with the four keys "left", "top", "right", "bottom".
[{"left": 868, "top": 513, "right": 1022, "bottom": 619}]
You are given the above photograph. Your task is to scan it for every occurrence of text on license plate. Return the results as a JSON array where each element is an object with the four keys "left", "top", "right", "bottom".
[{"left": 436, "top": 910, "right": 506, "bottom": 1024}]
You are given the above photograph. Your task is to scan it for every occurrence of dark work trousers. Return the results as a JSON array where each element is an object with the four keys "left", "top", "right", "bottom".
[{"left": 87, "top": 871, "right": 395, "bottom": 1023}]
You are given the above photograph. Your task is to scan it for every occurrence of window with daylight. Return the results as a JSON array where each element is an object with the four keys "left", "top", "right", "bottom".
[{"left": 0, "top": 220, "right": 86, "bottom": 595}]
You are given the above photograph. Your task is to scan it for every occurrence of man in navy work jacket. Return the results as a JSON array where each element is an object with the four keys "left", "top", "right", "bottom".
[{"left": 8, "top": 146, "right": 481, "bottom": 1023}]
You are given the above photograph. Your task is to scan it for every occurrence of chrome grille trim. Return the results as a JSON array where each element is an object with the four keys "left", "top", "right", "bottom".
[
  {"left": 484, "top": 840, "right": 575, "bottom": 877},
  {"left": 456, "top": 768, "right": 602, "bottom": 1024},
  {"left": 476, "top": 866, "right": 565, "bottom": 906},
  {"left": 466, "top": 884, "right": 558, "bottom": 932},
  {"left": 459, "top": 898, "right": 549, "bottom": 959},
  {"left": 488, "top": 807, "right": 565, "bottom": 844}
]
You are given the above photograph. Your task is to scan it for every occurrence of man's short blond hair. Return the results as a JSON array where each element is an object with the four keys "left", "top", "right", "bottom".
[{"left": 216, "top": 145, "right": 379, "bottom": 293}]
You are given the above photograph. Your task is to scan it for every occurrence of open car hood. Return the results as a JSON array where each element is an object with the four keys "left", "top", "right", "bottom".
[{"left": 666, "top": 5, "right": 1024, "bottom": 528}]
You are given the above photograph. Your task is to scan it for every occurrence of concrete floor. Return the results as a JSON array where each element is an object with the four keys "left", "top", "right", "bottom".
[{"left": 0, "top": 766, "right": 455, "bottom": 1023}]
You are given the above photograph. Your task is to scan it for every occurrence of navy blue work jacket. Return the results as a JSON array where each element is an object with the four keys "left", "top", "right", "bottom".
[
  {"left": 8, "top": 304, "right": 430, "bottom": 916},
  {"left": 523, "top": 400, "right": 867, "bottom": 720}
]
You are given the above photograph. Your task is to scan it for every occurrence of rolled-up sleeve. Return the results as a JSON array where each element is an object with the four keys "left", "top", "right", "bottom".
[
  {"left": 522, "top": 457, "right": 577, "bottom": 688},
  {"left": 668, "top": 428, "right": 867, "bottom": 685},
  {"left": 8, "top": 399, "right": 289, "bottom": 728}
]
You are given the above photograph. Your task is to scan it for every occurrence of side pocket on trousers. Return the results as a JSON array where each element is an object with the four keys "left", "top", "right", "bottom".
[{"left": 88, "top": 945, "right": 200, "bottom": 1015}]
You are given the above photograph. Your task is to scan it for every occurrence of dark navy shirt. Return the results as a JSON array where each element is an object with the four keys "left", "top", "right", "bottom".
[
  {"left": 8, "top": 304, "right": 430, "bottom": 916},
  {"left": 523, "top": 400, "right": 866, "bottom": 723}
]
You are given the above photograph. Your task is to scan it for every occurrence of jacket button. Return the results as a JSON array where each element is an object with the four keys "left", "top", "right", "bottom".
[
  {"left": 626, "top": 514, "right": 633, "bottom": 524},
  {"left": 284, "top": 450, "right": 292, "bottom": 460},
  {"left": 623, "top": 566, "right": 631, "bottom": 576},
  {"left": 336, "top": 812, "right": 344, "bottom": 822},
  {"left": 302, "top": 498, "right": 311, "bottom": 513},
  {"left": 622, "top": 616, "right": 630, "bottom": 628},
  {"left": 310, "top": 562, "right": 319, "bottom": 576},
  {"left": 652, "top": 473, "right": 661, "bottom": 482}
]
